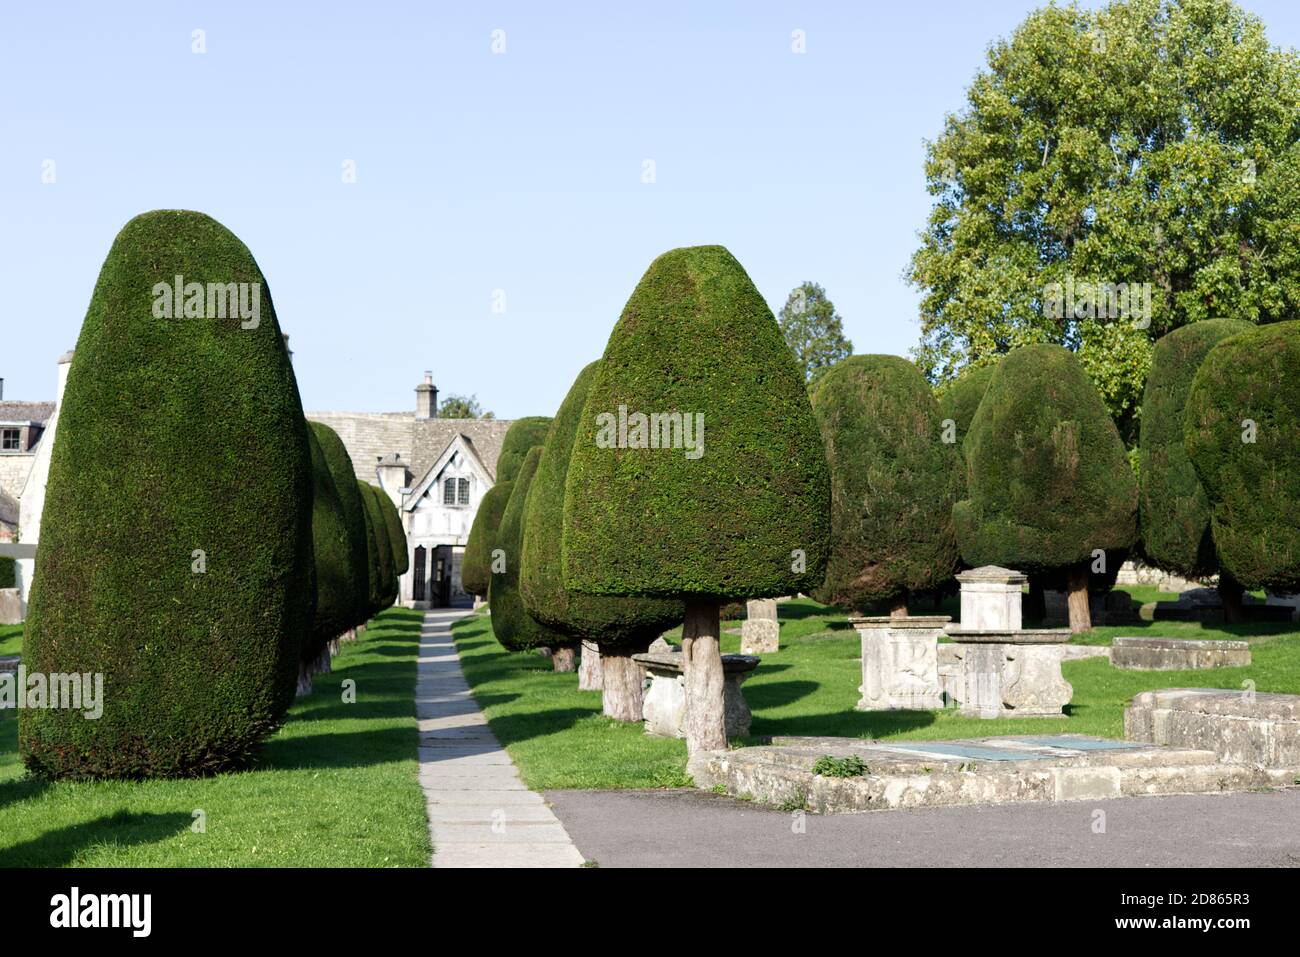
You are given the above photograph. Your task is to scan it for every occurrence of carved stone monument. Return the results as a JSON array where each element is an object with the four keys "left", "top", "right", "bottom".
[
  {"left": 632, "top": 650, "right": 759, "bottom": 738},
  {"left": 851, "top": 616, "right": 949, "bottom": 711}
]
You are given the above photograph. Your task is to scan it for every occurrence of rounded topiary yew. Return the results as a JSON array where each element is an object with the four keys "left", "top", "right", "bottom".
[
  {"left": 812, "top": 354, "right": 961, "bottom": 615},
  {"left": 20, "top": 210, "right": 313, "bottom": 779},
  {"left": 311, "top": 422, "right": 370, "bottom": 630},
  {"left": 375, "top": 486, "right": 408, "bottom": 578},
  {"left": 521, "top": 361, "right": 683, "bottom": 713},
  {"left": 359, "top": 486, "right": 383, "bottom": 619},
  {"left": 496, "top": 416, "right": 553, "bottom": 485},
  {"left": 299, "top": 426, "right": 354, "bottom": 692},
  {"left": 563, "top": 245, "right": 830, "bottom": 753},
  {"left": 362, "top": 484, "right": 397, "bottom": 611},
  {"left": 937, "top": 361, "right": 998, "bottom": 452},
  {"left": 1140, "top": 319, "right": 1253, "bottom": 616},
  {"left": 490, "top": 447, "right": 569, "bottom": 656},
  {"left": 953, "top": 343, "right": 1137, "bottom": 633},
  {"left": 463, "top": 481, "right": 511, "bottom": 598},
  {"left": 1185, "top": 321, "right": 1300, "bottom": 593}
]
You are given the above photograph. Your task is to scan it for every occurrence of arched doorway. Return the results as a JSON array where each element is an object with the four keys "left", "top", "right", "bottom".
[{"left": 412, "top": 546, "right": 427, "bottom": 603}]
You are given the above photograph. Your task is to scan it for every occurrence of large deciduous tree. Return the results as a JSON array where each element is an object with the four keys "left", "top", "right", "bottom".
[
  {"left": 908, "top": 0, "right": 1300, "bottom": 439},
  {"left": 777, "top": 281, "right": 852, "bottom": 387}
]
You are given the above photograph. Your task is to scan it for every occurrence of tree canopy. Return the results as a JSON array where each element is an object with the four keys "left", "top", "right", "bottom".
[{"left": 777, "top": 281, "right": 852, "bottom": 387}]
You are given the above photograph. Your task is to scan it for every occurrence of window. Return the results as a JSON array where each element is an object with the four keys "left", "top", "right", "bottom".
[
  {"left": 458, "top": 477, "right": 470, "bottom": 505},
  {"left": 443, "top": 478, "right": 456, "bottom": 505},
  {"left": 0, "top": 429, "right": 18, "bottom": 452}
]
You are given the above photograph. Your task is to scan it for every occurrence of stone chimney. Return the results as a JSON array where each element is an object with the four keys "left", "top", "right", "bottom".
[
  {"left": 415, "top": 371, "right": 439, "bottom": 419},
  {"left": 376, "top": 453, "right": 409, "bottom": 509}
]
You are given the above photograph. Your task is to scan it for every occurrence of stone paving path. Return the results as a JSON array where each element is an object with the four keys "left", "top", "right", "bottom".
[{"left": 416, "top": 608, "right": 586, "bottom": 868}]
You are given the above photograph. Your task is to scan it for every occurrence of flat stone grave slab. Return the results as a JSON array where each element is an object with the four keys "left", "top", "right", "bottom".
[
  {"left": 688, "top": 733, "right": 1300, "bottom": 813},
  {"left": 1126, "top": 688, "right": 1300, "bottom": 766},
  {"left": 1111, "top": 636, "right": 1250, "bottom": 670}
]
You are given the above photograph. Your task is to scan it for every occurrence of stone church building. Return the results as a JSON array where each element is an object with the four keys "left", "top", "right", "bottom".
[{"left": 11, "top": 353, "right": 511, "bottom": 615}]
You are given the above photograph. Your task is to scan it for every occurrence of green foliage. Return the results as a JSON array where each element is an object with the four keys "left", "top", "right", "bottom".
[
  {"left": 20, "top": 210, "right": 313, "bottom": 779},
  {"left": 496, "top": 416, "right": 552, "bottom": 484},
  {"left": 564, "top": 246, "right": 831, "bottom": 600},
  {"left": 310, "top": 422, "right": 370, "bottom": 628},
  {"left": 937, "top": 361, "right": 998, "bottom": 450},
  {"left": 362, "top": 484, "right": 396, "bottom": 611},
  {"left": 520, "top": 362, "right": 682, "bottom": 650},
  {"left": 908, "top": 0, "right": 1300, "bottom": 436},
  {"left": 1185, "top": 321, "right": 1300, "bottom": 591},
  {"left": 777, "top": 281, "right": 853, "bottom": 386},
  {"left": 812, "top": 754, "right": 869, "bottom": 778},
  {"left": 1139, "top": 319, "right": 1253, "bottom": 576},
  {"left": 304, "top": 427, "right": 353, "bottom": 660},
  {"left": 359, "top": 487, "right": 383, "bottom": 615},
  {"left": 439, "top": 393, "right": 494, "bottom": 419},
  {"left": 462, "top": 481, "right": 511, "bottom": 598},
  {"left": 953, "top": 344, "right": 1138, "bottom": 575},
  {"left": 375, "top": 487, "right": 408, "bottom": 576},
  {"left": 811, "top": 355, "right": 961, "bottom": 611},
  {"left": 0, "top": 557, "right": 13, "bottom": 590},
  {"left": 490, "top": 448, "right": 568, "bottom": 652}
]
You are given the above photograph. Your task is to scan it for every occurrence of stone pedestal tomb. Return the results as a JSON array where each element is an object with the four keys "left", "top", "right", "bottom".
[
  {"left": 632, "top": 650, "right": 759, "bottom": 738},
  {"left": 851, "top": 616, "right": 949, "bottom": 711}
]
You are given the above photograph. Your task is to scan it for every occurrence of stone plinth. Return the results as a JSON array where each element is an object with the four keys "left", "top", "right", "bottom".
[
  {"left": 1126, "top": 688, "right": 1300, "bottom": 767},
  {"left": 631, "top": 651, "right": 759, "bottom": 739},
  {"left": 945, "top": 629, "right": 1073, "bottom": 718},
  {"left": 0, "top": 588, "right": 20, "bottom": 625},
  {"left": 1111, "top": 637, "right": 1251, "bottom": 671},
  {"left": 740, "top": 599, "right": 779, "bottom": 654},
  {"left": 850, "top": 616, "right": 948, "bottom": 711},
  {"left": 956, "top": 566, "right": 1026, "bottom": 630}
]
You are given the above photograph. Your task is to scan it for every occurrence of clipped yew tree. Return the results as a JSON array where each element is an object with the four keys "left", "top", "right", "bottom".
[
  {"left": 490, "top": 447, "right": 571, "bottom": 661},
  {"left": 359, "top": 486, "right": 383, "bottom": 619},
  {"left": 564, "top": 246, "right": 830, "bottom": 754},
  {"left": 362, "top": 483, "right": 397, "bottom": 610},
  {"left": 521, "top": 361, "right": 683, "bottom": 717},
  {"left": 937, "top": 361, "right": 998, "bottom": 451},
  {"left": 1185, "top": 321, "right": 1300, "bottom": 593},
  {"left": 812, "top": 355, "right": 961, "bottom": 615},
  {"left": 1140, "top": 319, "right": 1253, "bottom": 617},
  {"left": 311, "top": 422, "right": 370, "bottom": 630},
  {"left": 376, "top": 486, "right": 409, "bottom": 579},
  {"left": 462, "top": 481, "right": 511, "bottom": 597},
  {"left": 21, "top": 210, "right": 313, "bottom": 778},
  {"left": 496, "top": 416, "right": 553, "bottom": 484},
  {"left": 953, "top": 343, "right": 1137, "bottom": 633},
  {"left": 299, "top": 427, "right": 353, "bottom": 692}
]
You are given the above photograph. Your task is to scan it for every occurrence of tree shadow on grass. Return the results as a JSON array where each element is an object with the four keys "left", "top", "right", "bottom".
[
  {"left": 256, "top": 725, "right": 419, "bottom": 771},
  {"left": 750, "top": 708, "right": 937, "bottom": 740},
  {"left": 486, "top": 708, "right": 599, "bottom": 748},
  {"left": 0, "top": 810, "right": 192, "bottom": 867},
  {"left": 745, "top": 679, "right": 820, "bottom": 710},
  {"left": 0, "top": 772, "right": 48, "bottom": 809}
]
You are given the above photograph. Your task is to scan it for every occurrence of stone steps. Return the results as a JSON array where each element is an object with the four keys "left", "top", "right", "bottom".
[{"left": 688, "top": 734, "right": 1300, "bottom": 813}]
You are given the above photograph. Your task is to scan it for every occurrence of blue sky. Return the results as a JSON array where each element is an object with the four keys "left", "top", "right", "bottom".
[{"left": 4, "top": 0, "right": 1299, "bottom": 418}]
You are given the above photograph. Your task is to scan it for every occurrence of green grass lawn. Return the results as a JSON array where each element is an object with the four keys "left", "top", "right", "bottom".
[
  {"left": 0, "top": 625, "right": 21, "bottom": 657},
  {"left": 0, "top": 608, "right": 430, "bottom": 867},
  {"left": 452, "top": 590, "right": 1300, "bottom": 791}
]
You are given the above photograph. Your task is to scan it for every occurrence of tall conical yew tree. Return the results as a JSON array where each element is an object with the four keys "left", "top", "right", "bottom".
[
  {"left": 362, "top": 483, "right": 397, "bottom": 611},
  {"left": 1185, "top": 321, "right": 1300, "bottom": 593},
  {"left": 490, "top": 447, "right": 570, "bottom": 660},
  {"left": 20, "top": 210, "right": 314, "bottom": 778},
  {"left": 375, "top": 486, "right": 409, "bottom": 579},
  {"left": 937, "top": 361, "right": 998, "bottom": 454},
  {"left": 462, "top": 481, "right": 511, "bottom": 598},
  {"left": 300, "top": 426, "right": 355, "bottom": 693},
  {"left": 521, "top": 361, "right": 683, "bottom": 716},
  {"left": 953, "top": 343, "right": 1137, "bottom": 632},
  {"left": 812, "top": 355, "right": 961, "bottom": 615},
  {"left": 311, "top": 422, "right": 370, "bottom": 630},
  {"left": 564, "top": 246, "right": 830, "bottom": 754},
  {"left": 496, "top": 416, "right": 553, "bottom": 484},
  {"left": 359, "top": 486, "right": 383, "bottom": 619},
  {"left": 1139, "top": 319, "right": 1253, "bottom": 618}
]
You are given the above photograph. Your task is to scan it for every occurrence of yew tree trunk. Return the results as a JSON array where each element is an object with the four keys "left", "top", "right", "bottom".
[
  {"left": 578, "top": 639, "right": 603, "bottom": 691},
  {"left": 1025, "top": 577, "right": 1047, "bottom": 623},
  {"left": 1219, "top": 572, "right": 1245, "bottom": 624},
  {"left": 600, "top": 648, "right": 644, "bottom": 721},
  {"left": 552, "top": 645, "right": 577, "bottom": 672},
  {"left": 1066, "top": 565, "right": 1092, "bottom": 634},
  {"left": 682, "top": 598, "right": 726, "bottom": 754}
]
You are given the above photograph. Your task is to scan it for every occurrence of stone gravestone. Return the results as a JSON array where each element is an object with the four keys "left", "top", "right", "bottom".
[
  {"left": 957, "top": 566, "right": 1025, "bottom": 629},
  {"left": 852, "top": 616, "right": 948, "bottom": 711},
  {"left": 578, "top": 639, "right": 603, "bottom": 690},
  {"left": 740, "top": 599, "right": 779, "bottom": 654}
]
